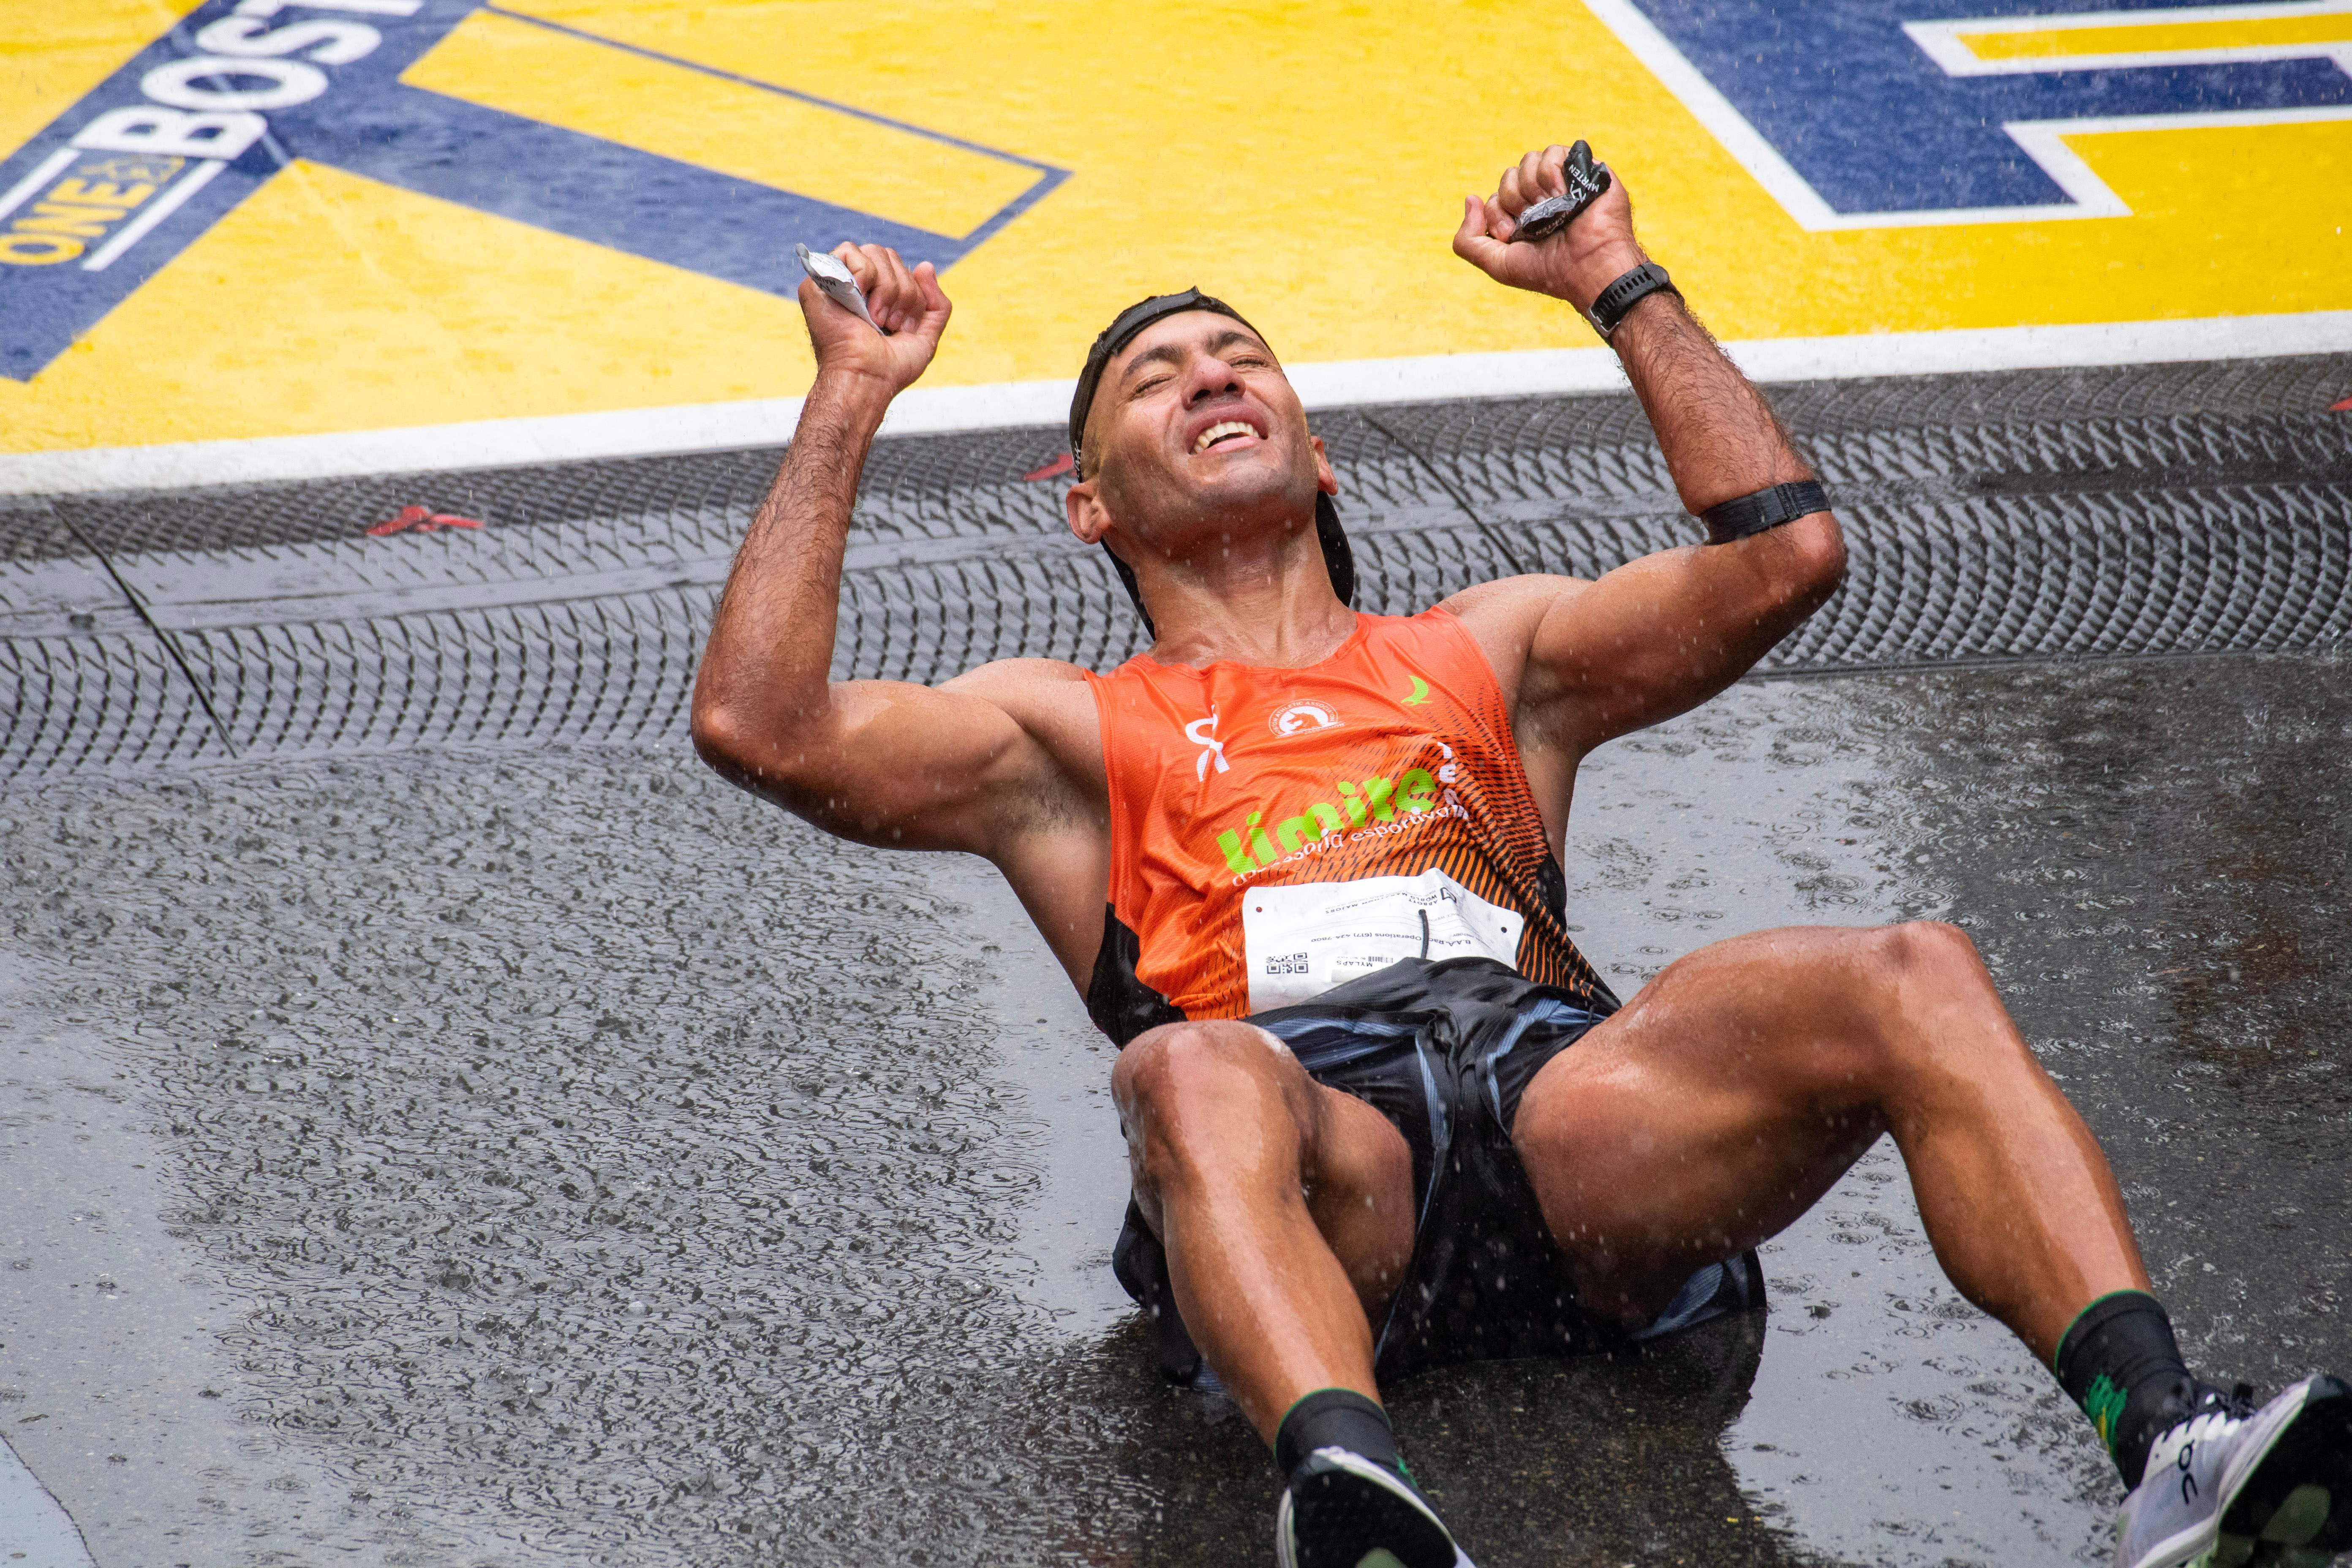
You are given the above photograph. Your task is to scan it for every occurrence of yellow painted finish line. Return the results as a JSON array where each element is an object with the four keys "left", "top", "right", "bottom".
[
  {"left": 1, "top": 0, "right": 2347, "bottom": 460},
  {"left": 1954, "top": 3, "right": 2352, "bottom": 63},
  {"left": 403, "top": 10, "right": 1036, "bottom": 240}
]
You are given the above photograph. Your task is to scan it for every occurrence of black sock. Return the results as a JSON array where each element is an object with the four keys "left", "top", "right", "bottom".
[
  {"left": 1274, "top": 1388, "right": 1403, "bottom": 1482},
  {"left": 2054, "top": 1291, "right": 2223, "bottom": 1488}
]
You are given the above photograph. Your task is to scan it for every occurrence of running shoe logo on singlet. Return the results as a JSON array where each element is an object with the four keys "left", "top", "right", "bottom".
[{"left": 1184, "top": 711, "right": 1230, "bottom": 781}]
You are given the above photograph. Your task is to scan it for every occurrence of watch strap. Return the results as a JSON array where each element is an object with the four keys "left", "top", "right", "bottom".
[
  {"left": 1587, "top": 261, "right": 1678, "bottom": 340},
  {"left": 1699, "top": 479, "right": 1831, "bottom": 544}
]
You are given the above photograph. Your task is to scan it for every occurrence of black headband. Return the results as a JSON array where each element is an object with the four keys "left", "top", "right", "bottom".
[
  {"left": 1067, "top": 288, "right": 1356, "bottom": 638},
  {"left": 1069, "top": 287, "right": 1255, "bottom": 471}
]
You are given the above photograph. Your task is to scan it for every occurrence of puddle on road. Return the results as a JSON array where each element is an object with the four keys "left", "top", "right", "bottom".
[{"left": 0, "top": 652, "right": 2344, "bottom": 1565}]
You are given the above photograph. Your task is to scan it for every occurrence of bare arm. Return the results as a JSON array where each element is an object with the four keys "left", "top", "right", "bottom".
[
  {"left": 690, "top": 247, "right": 1086, "bottom": 857},
  {"left": 1449, "top": 147, "right": 1846, "bottom": 758}
]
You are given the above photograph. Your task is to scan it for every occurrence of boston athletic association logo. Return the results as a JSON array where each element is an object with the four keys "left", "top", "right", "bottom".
[{"left": 1268, "top": 700, "right": 1339, "bottom": 738}]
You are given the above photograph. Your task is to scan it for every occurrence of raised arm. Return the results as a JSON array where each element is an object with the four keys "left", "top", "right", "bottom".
[
  {"left": 1449, "top": 146, "right": 1847, "bottom": 760},
  {"left": 690, "top": 247, "right": 1087, "bottom": 858}
]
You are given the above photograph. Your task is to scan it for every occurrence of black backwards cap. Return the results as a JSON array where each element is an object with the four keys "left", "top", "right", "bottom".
[{"left": 1067, "top": 287, "right": 1356, "bottom": 639}]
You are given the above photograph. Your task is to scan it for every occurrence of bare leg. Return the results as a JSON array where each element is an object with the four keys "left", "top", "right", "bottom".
[
  {"left": 1514, "top": 921, "right": 2149, "bottom": 1363},
  {"left": 1114, "top": 1020, "right": 1417, "bottom": 1439}
]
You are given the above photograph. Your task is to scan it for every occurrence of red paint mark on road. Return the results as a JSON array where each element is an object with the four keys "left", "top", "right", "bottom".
[
  {"left": 1023, "top": 452, "right": 1074, "bottom": 482},
  {"left": 368, "top": 505, "right": 486, "bottom": 536}
]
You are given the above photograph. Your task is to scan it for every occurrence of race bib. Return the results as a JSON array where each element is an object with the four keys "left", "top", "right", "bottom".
[{"left": 1240, "top": 868, "right": 1523, "bottom": 1012}]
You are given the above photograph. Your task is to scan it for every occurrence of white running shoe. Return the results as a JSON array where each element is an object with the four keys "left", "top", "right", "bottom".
[
  {"left": 1274, "top": 1446, "right": 1476, "bottom": 1568},
  {"left": 2115, "top": 1375, "right": 2352, "bottom": 1568}
]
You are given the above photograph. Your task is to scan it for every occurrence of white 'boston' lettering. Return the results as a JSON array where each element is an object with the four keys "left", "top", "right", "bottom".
[
  {"left": 234, "top": 0, "right": 422, "bottom": 14},
  {"left": 194, "top": 17, "right": 384, "bottom": 65},
  {"left": 53, "top": 0, "right": 404, "bottom": 275},
  {"left": 142, "top": 56, "right": 329, "bottom": 112},
  {"left": 72, "top": 106, "right": 269, "bottom": 163}
]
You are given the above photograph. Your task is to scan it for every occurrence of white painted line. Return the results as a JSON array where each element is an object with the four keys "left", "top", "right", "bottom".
[
  {"left": 0, "top": 1435, "right": 98, "bottom": 1568},
  {"left": 0, "top": 148, "right": 81, "bottom": 223},
  {"left": 1577, "top": 0, "right": 1849, "bottom": 231},
  {"left": 3, "top": 312, "right": 2349, "bottom": 497},
  {"left": 1920, "top": 37, "right": 2352, "bottom": 76},
  {"left": 1932, "top": 0, "right": 2352, "bottom": 35},
  {"left": 1285, "top": 349, "right": 1623, "bottom": 405},
  {"left": 2001, "top": 105, "right": 2352, "bottom": 224},
  {"left": 1579, "top": 0, "right": 2104, "bottom": 228},
  {"left": 1908, "top": 0, "right": 2352, "bottom": 76},
  {"left": 1717, "top": 313, "right": 2352, "bottom": 381},
  {"left": 1585, "top": 0, "right": 2352, "bottom": 229},
  {"left": 82, "top": 158, "right": 226, "bottom": 272},
  {"left": 2000, "top": 123, "right": 2131, "bottom": 220}
]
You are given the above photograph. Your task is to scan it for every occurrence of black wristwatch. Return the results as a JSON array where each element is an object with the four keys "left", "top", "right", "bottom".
[{"left": 1587, "top": 261, "right": 1678, "bottom": 340}]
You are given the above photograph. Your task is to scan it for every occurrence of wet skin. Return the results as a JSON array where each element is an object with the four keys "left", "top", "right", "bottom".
[{"left": 691, "top": 146, "right": 2150, "bottom": 1447}]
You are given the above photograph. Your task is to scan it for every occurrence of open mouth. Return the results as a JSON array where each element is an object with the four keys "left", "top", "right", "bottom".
[{"left": 1192, "top": 419, "right": 1264, "bottom": 455}]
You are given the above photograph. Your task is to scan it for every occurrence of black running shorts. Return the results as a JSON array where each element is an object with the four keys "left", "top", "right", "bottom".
[{"left": 1112, "top": 956, "right": 1765, "bottom": 1385}]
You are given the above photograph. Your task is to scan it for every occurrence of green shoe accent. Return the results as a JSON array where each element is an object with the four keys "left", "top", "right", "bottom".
[{"left": 2085, "top": 1373, "right": 2130, "bottom": 1460}]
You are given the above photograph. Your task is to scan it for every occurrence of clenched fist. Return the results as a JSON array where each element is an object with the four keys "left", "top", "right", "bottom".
[
  {"left": 1452, "top": 144, "right": 1649, "bottom": 317},
  {"left": 798, "top": 243, "right": 952, "bottom": 397}
]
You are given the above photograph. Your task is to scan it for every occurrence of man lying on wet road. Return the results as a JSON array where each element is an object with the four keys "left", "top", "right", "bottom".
[{"left": 691, "top": 144, "right": 2352, "bottom": 1568}]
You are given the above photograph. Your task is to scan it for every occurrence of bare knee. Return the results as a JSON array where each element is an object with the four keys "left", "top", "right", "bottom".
[
  {"left": 1704, "top": 922, "right": 2017, "bottom": 1097},
  {"left": 1113, "top": 1021, "right": 1304, "bottom": 1188},
  {"left": 1875, "top": 919, "right": 1985, "bottom": 981},
  {"left": 1851, "top": 920, "right": 2034, "bottom": 1080},
  {"left": 1114, "top": 1019, "right": 1293, "bottom": 1114}
]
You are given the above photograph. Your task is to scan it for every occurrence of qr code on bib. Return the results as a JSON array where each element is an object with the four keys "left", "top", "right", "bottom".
[{"left": 1265, "top": 952, "right": 1310, "bottom": 976}]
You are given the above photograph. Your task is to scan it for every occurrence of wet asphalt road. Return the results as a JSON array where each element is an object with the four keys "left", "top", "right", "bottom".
[{"left": 2, "top": 651, "right": 2347, "bottom": 1567}]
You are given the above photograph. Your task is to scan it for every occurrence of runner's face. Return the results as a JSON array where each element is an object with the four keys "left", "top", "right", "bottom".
[{"left": 1083, "top": 312, "right": 1326, "bottom": 545}]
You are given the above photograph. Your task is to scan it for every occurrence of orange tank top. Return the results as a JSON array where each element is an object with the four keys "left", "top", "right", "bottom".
[{"left": 1082, "top": 608, "right": 1613, "bottom": 1041}]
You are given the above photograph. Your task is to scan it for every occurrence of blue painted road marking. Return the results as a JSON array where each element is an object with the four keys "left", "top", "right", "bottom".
[
  {"left": 1593, "top": 0, "right": 2352, "bottom": 222},
  {"left": 0, "top": 0, "right": 1063, "bottom": 382}
]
